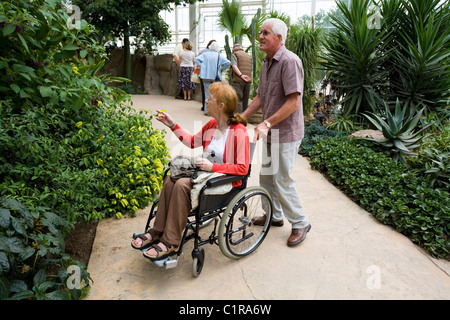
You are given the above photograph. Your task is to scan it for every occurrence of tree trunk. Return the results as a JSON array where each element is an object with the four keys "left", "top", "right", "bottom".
[{"left": 123, "top": 24, "right": 132, "bottom": 80}]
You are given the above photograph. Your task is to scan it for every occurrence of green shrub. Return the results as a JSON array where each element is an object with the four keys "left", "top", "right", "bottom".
[
  {"left": 407, "top": 122, "right": 450, "bottom": 191},
  {"left": 299, "top": 120, "right": 346, "bottom": 157},
  {"left": 0, "top": 0, "right": 169, "bottom": 222},
  {"left": 310, "top": 136, "right": 449, "bottom": 258},
  {"left": 0, "top": 0, "right": 169, "bottom": 299}
]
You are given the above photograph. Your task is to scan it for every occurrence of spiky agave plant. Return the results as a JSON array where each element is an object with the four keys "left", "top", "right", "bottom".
[{"left": 362, "top": 100, "right": 431, "bottom": 162}]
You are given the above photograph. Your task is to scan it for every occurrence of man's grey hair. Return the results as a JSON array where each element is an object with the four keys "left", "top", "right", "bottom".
[{"left": 263, "top": 18, "right": 288, "bottom": 45}]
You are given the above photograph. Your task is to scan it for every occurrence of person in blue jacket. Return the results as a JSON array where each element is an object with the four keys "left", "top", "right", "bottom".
[{"left": 194, "top": 41, "right": 230, "bottom": 115}]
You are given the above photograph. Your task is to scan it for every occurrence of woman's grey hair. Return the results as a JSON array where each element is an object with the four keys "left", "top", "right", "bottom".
[
  {"left": 263, "top": 18, "right": 288, "bottom": 45},
  {"left": 209, "top": 41, "right": 220, "bottom": 52}
]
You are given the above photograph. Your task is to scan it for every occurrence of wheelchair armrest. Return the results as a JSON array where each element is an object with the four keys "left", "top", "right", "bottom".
[{"left": 205, "top": 174, "right": 245, "bottom": 188}]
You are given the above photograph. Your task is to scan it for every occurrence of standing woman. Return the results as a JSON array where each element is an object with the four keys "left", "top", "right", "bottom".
[
  {"left": 194, "top": 41, "right": 231, "bottom": 114},
  {"left": 198, "top": 39, "right": 217, "bottom": 111},
  {"left": 178, "top": 41, "right": 196, "bottom": 101}
]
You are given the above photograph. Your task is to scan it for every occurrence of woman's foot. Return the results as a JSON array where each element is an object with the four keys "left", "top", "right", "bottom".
[
  {"left": 131, "top": 233, "right": 158, "bottom": 250},
  {"left": 143, "top": 241, "right": 179, "bottom": 261}
]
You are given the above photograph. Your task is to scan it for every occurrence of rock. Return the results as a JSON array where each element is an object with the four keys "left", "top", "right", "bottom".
[
  {"left": 144, "top": 55, "right": 161, "bottom": 94},
  {"left": 100, "top": 49, "right": 201, "bottom": 101},
  {"left": 350, "top": 129, "right": 385, "bottom": 140}
]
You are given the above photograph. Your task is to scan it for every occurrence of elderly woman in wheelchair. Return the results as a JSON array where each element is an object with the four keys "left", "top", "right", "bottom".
[{"left": 131, "top": 82, "right": 273, "bottom": 276}]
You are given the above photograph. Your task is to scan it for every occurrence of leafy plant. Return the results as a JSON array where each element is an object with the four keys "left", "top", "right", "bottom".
[
  {"left": 362, "top": 99, "right": 431, "bottom": 162},
  {"left": 323, "top": 0, "right": 450, "bottom": 120},
  {"left": 386, "top": 0, "right": 450, "bottom": 112},
  {"left": 218, "top": 0, "right": 247, "bottom": 45},
  {"left": 326, "top": 113, "right": 362, "bottom": 133},
  {"left": 286, "top": 20, "right": 324, "bottom": 116},
  {"left": 0, "top": 198, "right": 92, "bottom": 300},
  {"left": 299, "top": 120, "right": 346, "bottom": 157},
  {"left": 407, "top": 123, "right": 450, "bottom": 191},
  {"left": 321, "top": 0, "right": 390, "bottom": 116},
  {"left": 423, "top": 151, "right": 450, "bottom": 190}
]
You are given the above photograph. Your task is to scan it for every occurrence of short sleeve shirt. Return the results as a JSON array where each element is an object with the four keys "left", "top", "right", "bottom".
[
  {"left": 230, "top": 53, "right": 237, "bottom": 66},
  {"left": 180, "top": 50, "right": 195, "bottom": 67},
  {"left": 173, "top": 44, "right": 183, "bottom": 59},
  {"left": 257, "top": 45, "right": 304, "bottom": 142}
]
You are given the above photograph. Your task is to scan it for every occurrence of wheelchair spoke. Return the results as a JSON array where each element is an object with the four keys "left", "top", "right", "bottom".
[{"left": 222, "top": 189, "right": 272, "bottom": 257}]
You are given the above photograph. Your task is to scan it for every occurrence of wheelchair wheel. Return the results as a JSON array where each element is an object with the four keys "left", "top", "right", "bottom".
[
  {"left": 218, "top": 186, "right": 273, "bottom": 259},
  {"left": 192, "top": 248, "right": 205, "bottom": 277}
]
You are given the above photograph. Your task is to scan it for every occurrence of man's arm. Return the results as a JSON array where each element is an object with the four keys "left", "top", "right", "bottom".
[
  {"left": 252, "top": 92, "right": 300, "bottom": 141},
  {"left": 242, "top": 94, "right": 261, "bottom": 119},
  {"left": 232, "top": 65, "right": 251, "bottom": 82}
]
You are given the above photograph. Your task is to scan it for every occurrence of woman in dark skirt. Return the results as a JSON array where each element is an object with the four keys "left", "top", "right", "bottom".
[{"left": 177, "top": 41, "right": 196, "bottom": 100}]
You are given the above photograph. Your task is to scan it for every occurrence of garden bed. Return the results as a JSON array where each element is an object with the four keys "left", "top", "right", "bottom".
[{"left": 64, "top": 221, "right": 98, "bottom": 266}]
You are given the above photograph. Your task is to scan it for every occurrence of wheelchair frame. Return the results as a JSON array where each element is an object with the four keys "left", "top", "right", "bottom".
[{"left": 132, "top": 144, "right": 274, "bottom": 277}]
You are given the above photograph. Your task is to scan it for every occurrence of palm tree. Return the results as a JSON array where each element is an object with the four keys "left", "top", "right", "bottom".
[{"left": 217, "top": 0, "right": 247, "bottom": 45}]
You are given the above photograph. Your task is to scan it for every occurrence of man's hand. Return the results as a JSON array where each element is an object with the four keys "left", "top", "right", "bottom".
[
  {"left": 253, "top": 121, "right": 270, "bottom": 142},
  {"left": 241, "top": 74, "right": 251, "bottom": 82}
]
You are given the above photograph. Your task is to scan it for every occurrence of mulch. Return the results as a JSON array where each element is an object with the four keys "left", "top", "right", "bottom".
[{"left": 64, "top": 220, "right": 99, "bottom": 266}]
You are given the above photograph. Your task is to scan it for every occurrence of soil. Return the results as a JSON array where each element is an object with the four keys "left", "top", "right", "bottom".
[{"left": 64, "top": 220, "right": 98, "bottom": 266}]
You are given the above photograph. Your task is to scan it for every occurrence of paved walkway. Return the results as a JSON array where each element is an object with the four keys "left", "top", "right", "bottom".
[{"left": 86, "top": 94, "right": 450, "bottom": 300}]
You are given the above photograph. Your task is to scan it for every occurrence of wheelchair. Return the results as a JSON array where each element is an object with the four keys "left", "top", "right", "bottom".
[{"left": 132, "top": 143, "right": 273, "bottom": 277}]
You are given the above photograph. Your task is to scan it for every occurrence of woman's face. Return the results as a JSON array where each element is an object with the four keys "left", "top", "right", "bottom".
[{"left": 206, "top": 94, "right": 223, "bottom": 118}]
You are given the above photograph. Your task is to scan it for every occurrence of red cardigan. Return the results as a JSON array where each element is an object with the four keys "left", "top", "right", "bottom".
[{"left": 171, "top": 119, "right": 250, "bottom": 187}]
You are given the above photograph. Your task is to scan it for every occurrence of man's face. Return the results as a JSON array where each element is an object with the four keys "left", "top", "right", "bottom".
[{"left": 258, "top": 23, "right": 282, "bottom": 54}]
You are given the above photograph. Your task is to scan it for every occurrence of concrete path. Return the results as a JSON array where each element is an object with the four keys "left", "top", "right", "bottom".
[{"left": 86, "top": 94, "right": 450, "bottom": 300}]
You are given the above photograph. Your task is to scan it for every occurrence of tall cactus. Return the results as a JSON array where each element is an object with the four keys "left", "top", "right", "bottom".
[
  {"left": 224, "top": 34, "right": 231, "bottom": 60},
  {"left": 251, "top": 8, "right": 261, "bottom": 84},
  {"left": 224, "top": 34, "right": 232, "bottom": 84},
  {"left": 251, "top": 17, "right": 257, "bottom": 83}
]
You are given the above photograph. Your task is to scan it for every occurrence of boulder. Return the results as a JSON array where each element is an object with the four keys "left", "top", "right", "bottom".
[
  {"left": 100, "top": 49, "right": 201, "bottom": 100},
  {"left": 350, "top": 129, "right": 385, "bottom": 140}
]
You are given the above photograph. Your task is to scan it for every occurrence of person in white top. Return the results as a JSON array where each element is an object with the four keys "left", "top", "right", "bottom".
[
  {"left": 173, "top": 38, "right": 189, "bottom": 100},
  {"left": 173, "top": 38, "right": 189, "bottom": 70},
  {"left": 177, "top": 41, "right": 197, "bottom": 101}
]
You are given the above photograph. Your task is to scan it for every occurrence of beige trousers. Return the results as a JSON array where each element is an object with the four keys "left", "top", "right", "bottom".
[{"left": 149, "top": 176, "right": 193, "bottom": 246}]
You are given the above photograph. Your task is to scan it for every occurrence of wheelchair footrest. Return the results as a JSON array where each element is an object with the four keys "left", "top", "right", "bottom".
[
  {"left": 141, "top": 247, "right": 179, "bottom": 269},
  {"left": 152, "top": 256, "right": 178, "bottom": 269}
]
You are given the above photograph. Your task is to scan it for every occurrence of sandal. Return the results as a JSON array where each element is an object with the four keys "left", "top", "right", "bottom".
[
  {"left": 143, "top": 242, "right": 179, "bottom": 261},
  {"left": 131, "top": 233, "right": 159, "bottom": 250}
]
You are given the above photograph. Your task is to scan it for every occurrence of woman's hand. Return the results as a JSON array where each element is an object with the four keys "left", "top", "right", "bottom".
[
  {"left": 195, "top": 157, "right": 213, "bottom": 172},
  {"left": 155, "top": 109, "right": 175, "bottom": 128}
]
